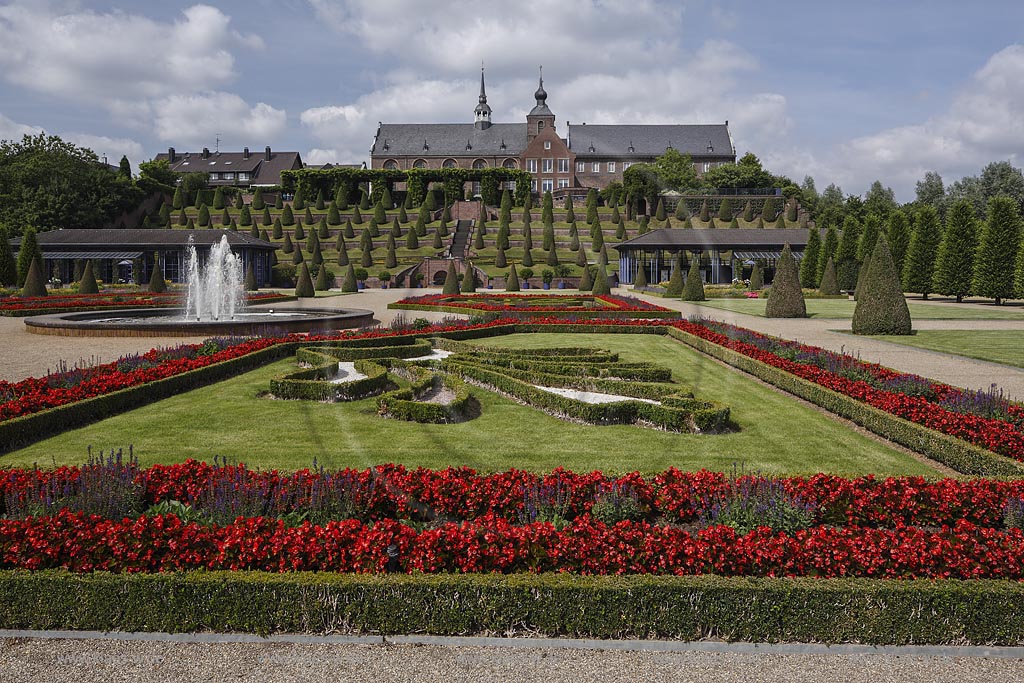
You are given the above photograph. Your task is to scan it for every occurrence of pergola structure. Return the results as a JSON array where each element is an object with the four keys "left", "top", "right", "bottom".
[
  {"left": 12, "top": 230, "right": 277, "bottom": 287},
  {"left": 616, "top": 228, "right": 818, "bottom": 285}
]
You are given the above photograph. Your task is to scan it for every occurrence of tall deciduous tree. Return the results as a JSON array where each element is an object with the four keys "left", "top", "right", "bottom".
[
  {"left": 902, "top": 206, "right": 942, "bottom": 299},
  {"left": 934, "top": 199, "right": 978, "bottom": 302},
  {"left": 973, "top": 195, "right": 1022, "bottom": 304}
]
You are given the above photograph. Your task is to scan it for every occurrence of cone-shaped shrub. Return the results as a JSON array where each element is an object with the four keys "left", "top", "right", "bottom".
[
  {"left": 610, "top": 204, "right": 620, "bottom": 223},
  {"left": 461, "top": 261, "right": 477, "bottom": 293},
  {"left": 369, "top": 217, "right": 381, "bottom": 238},
  {"left": 665, "top": 253, "right": 685, "bottom": 295},
  {"left": 235, "top": 193, "right": 245, "bottom": 210},
  {"left": 406, "top": 228, "right": 419, "bottom": 250},
  {"left": 312, "top": 240, "right": 324, "bottom": 266},
  {"left": 244, "top": 261, "right": 258, "bottom": 291},
  {"left": 341, "top": 264, "right": 357, "bottom": 292},
  {"left": 262, "top": 207, "right": 273, "bottom": 226},
  {"left": 282, "top": 205, "right": 295, "bottom": 226},
  {"left": 749, "top": 263, "right": 763, "bottom": 291},
  {"left": 578, "top": 264, "right": 594, "bottom": 291},
  {"left": 424, "top": 191, "right": 436, "bottom": 211},
  {"left": 327, "top": 202, "right": 341, "bottom": 225},
  {"left": 663, "top": 216, "right": 671, "bottom": 229},
  {"left": 542, "top": 191, "right": 554, "bottom": 225},
  {"left": 522, "top": 246, "right": 534, "bottom": 267},
  {"left": 615, "top": 217, "right": 626, "bottom": 239},
  {"left": 148, "top": 256, "right": 167, "bottom": 293},
  {"left": 360, "top": 228, "right": 372, "bottom": 251},
  {"left": 318, "top": 218, "right": 329, "bottom": 239},
  {"left": 351, "top": 206, "right": 363, "bottom": 224},
  {"left": 675, "top": 200, "right": 687, "bottom": 220},
  {"left": 522, "top": 207, "right": 532, "bottom": 234},
  {"left": 818, "top": 257, "right": 839, "bottom": 295},
  {"left": 543, "top": 223, "right": 554, "bottom": 251},
  {"left": 293, "top": 189, "right": 305, "bottom": 211},
  {"left": 337, "top": 239, "right": 350, "bottom": 266},
  {"left": 361, "top": 242, "right": 373, "bottom": 268},
  {"left": 497, "top": 224, "right": 510, "bottom": 251},
  {"left": 220, "top": 207, "right": 231, "bottom": 226},
  {"left": 699, "top": 199, "right": 710, "bottom": 222},
  {"left": 743, "top": 200, "right": 754, "bottom": 222},
  {"left": 390, "top": 217, "right": 402, "bottom": 239},
  {"left": 546, "top": 247, "right": 559, "bottom": 266},
  {"left": 172, "top": 186, "right": 184, "bottom": 210},
  {"left": 335, "top": 186, "right": 347, "bottom": 210},
  {"left": 681, "top": 257, "right": 706, "bottom": 302},
  {"left": 728, "top": 217, "right": 739, "bottom": 229},
  {"left": 295, "top": 221, "right": 306, "bottom": 241},
  {"left": 404, "top": 191, "right": 413, "bottom": 209},
  {"left": 238, "top": 206, "right": 251, "bottom": 227},
  {"left": 495, "top": 247, "right": 507, "bottom": 268},
  {"left": 836, "top": 216, "right": 861, "bottom": 291},
  {"left": 887, "top": 210, "right": 911, "bottom": 278},
  {"left": 718, "top": 198, "right": 731, "bottom": 221},
  {"left": 186, "top": 218, "right": 195, "bottom": 230},
  {"left": 775, "top": 213, "right": 786, "bottom": 229},
  {"left": 16, "top": 227, "right": 42, "bottom": 287},
  {"left": 272, "top": 218, "right": 283, "bottom": 240},
  {"left": 852, "top": 234, "right": 911, "bottom": 335},
  {"left": 564, "top": 196, "right": 575, "bottom": 223},
  {"left": 294, "top": 262, "right": 315, "bottom": 297},
  {"left": 655, "top": 198, "right": 666, "bottom": 221},
  {"left": 592, "top": 263, "right": 611, "bottom": 295},
  {"left": 575, "top": 246, "right": 587, "bottom": 267},
  {"left": 432, "top": 229, "right": 443, "bottom": 249},
  {"left": 633, "top": 261, "right": 648, "bottom": 288},
  {"left": 442, "top": 260, "right": 459, "bottom": 294},
  {"left": 196, "top": 205, "right": 210, "bottom": 227},
  {"left": 77, "top": 259, "right": 99, "bottom": 294},
  {"left": 314, "top": 264, "right": 330, "bottom": 291},
  {"left": 304, "top": 207, "right": 314, "bottom": 224},
  {"left": 230, "top": 219, "right": 238, "bottom": 231},
  {"left": 523, "top": 224, "right": 533, "bottom": 251},
  {"left": 250, "top": 223, "right": 259, "bottom": 239},
  {"left": 765, "top": 244, "right": 806, "bottom": 317},
  {"left": 569, "top": 232, "right": 580, "bottom": 251},
  {"left": 787, "top": 199, "right": 798, "bottom": 222},
  {"left": 973, "top": 196, "right": 1020, "bottom": 304},
  {"left": 398, "top": 205, "right": 408, "bottom": 224},
  {"left": 21, "top": 258, "right": 47, "bottom": 297},
  {"left": 358, "top": 190, "right": 370, "bottom": 210},
  {"left": 708, "top": 218, "right": 716, "bottom": 229},
  {"left": 817, "top": 225, "right": 839, "bottom": 284},
  {"left": 506, "top": 263, "right": 520, "bottom": 291},
  {"left": 761, "top": 197, "right": 776, "bottom": 221},
  {"left": 342, "top": 217, "right": 355, "bottom": 239},
  {"left": 316, "top": 189, "right": 326, "bottom": 211},
  {"left": 755, "top": 217, "right": 764, "bottom": 229},
  {"left": 373, "top": 200, "right": 386, "bottom": 225},
  {"left": 292, "top": 244, "right": 305, "bottom": 265},
  {"left": 251, "top": 189, "right": 265, "bottom": 211},
  {"left": 639, "top": 216, "right": 651, "bottom": 233},
  {"left": 800, "top": 228, "right": 822, "bottom": 288},
  {"left": 385, "top": 240, "right": 398, "bottom": 269}
]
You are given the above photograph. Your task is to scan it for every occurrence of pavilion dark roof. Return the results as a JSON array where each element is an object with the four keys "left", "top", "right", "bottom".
[
  {"left": 617, "top": 228, "right": 816, "bottom": 251},
  {"left": 16, "top": 229, "right": 276, "bottom": 251}
]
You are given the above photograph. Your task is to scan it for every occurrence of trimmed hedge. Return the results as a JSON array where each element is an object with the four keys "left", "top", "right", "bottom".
[
  {"left": 376, "top": 363, "right": 473, "bottom": 424},
  {"left": 3, "top": 571, "right": 1024, "bottom": 644},
  {"left": 387, "top": 302, "right": 680, "bottom": 320},
  {"left": 664, "top": 327, "right": 1024, "bottom": 476},
  {"left": 269, "top": 359, "right": 389, "bottom": 402}
]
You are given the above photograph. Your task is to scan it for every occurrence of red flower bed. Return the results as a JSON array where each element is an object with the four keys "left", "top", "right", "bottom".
[{"left": 0, "top": 291, "right": 289, "bottom": 314}]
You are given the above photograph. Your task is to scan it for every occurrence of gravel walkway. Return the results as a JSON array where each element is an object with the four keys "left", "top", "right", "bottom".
[{"left": 3, "top": 638, "right": 1024, "bottom": 683}]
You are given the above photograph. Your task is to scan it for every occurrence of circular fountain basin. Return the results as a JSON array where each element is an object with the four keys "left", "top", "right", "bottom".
[{"left": 23, "top": 307, "right": 376, "bottom": 337}]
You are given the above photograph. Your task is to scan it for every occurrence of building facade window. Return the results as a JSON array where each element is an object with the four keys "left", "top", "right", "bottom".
[
  {"left": 531, "top": 179, "right": 538, "bottom": 191},
  {"left": 235, "top": 173, "right": 245, "bottom": 181},
  {"left": 383, "top": 160, "right": 399, "bottom": 170},
  {"left": 538, "top": 121, "right": 545, "bottom": 131},
  {"left": 607, "top": 162, "right": 616, "bottom": 172},
  {"left": 209, "top": 173, "right": 219, "bottom": 180},
  {"left": 542, "top": 179, "right": 553, "bottom": 192},
  {"left": 413, "top": 159, "right": 427, "bottom": 169},
  {"left": 558, "top": 158, "right": 569, "bottom": 173},
  {"left": 576, "top": 161, "right": 585, "bottom": 173},
  {"left": 702, "top": 162, "right": 710, "bottom": 173},
  {"left": 623, "top": 162, "right": 632, "bottom": 170},
  {"left": 472, "top": 159, "right": 487, "bottom": 169},
  {"left": 592, "top": 162, "right": 600, "bottom": 172},
  {"left": 557, "top": 178, "right": 569, "bottom": 188},
  {"left": 442, "top": 158, "right": 457, "bottom": 168},
  {"left": 544, "top": 141, "right": 551, "bottom": 150},
  {"left": 527, "top": 158, "right": 537, "bottom": 173},
  {"left": 472, "top": 181, "right": 481, "bottom": 194},
  {"left": 542, "top": 158, "right": 553, "bottom": 173},
  {"left": 502, "top": 158, "right": 518, "bottom": 169}
]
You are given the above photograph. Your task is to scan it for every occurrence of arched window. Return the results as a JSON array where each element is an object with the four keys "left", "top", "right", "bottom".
[
  {"left": 442, "top": 158, "right": 458, "bottom": 168},
  {"left": 472, "top": 159, "right": 487, "bottom": 169},
  {"left": 413, "top": 159, "right": 427, "bottom": 169},
  {"left": 383, "top": 160, "right": 398, "bottom": 170},
  {"left": 502, "top": 158, "right": 518, "bottom": 169}
]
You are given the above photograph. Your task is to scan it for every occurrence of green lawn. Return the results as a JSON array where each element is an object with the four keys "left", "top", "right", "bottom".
[
  {"left": 870, "top": 330, "right": 1024, "bottom": 369},
  {"left": 2, "top": 333, "right": 941, "bottom": 477},
  {"left": 693, "top": 298, "right": 1024, "bottom": 320}
]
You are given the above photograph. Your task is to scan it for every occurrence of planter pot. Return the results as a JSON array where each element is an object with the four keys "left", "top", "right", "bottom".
[
  {"left": 522, "top": 282, "right": 530, "bottom": 289},
  {"left": 487, "top": 284, "right": 493, "bottom": 289},
  {"left": 558, "top": 281, "right": 566, "bottom": 289},
  {"left": 381, "top": 283, "right": 388, "bottom": 289},
  {"left": 357, "top": 282, "right": 365, "bottom": 290},
  {"left": 543, "top": 283, "right": 551, "bottom": 290}
]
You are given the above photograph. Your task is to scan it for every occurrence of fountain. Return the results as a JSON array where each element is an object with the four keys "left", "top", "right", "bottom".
[{"left": 24, "top": 236, "right": 374, "bottom": 337}]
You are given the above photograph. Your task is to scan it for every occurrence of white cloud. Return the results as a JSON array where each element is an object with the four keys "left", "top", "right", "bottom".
[
  {"left": 0, "top": 111, "right": 142, "bottom": 163},
  {"left": 151, "top": 93, "right": 286, "bottom": 146},
  {"left": 305, "top": 148, "right": 342, "bottom": 165},
  {"left": 0, "top": 112, "right": 42, "bottom": 140}
]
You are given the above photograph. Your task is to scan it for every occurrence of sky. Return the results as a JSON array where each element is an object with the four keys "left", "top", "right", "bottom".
[{"left": 2, "top": 0, "right": 1024, "bottom": 202}]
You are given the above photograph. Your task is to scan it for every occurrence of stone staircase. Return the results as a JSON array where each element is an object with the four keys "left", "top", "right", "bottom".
[{"left": 450, "top": 219, "right": 474, "bottom": 258}]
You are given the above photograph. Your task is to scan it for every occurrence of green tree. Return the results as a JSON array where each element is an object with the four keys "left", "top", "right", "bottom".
[
  {"left": 592, "top": 263, "right": 611, "bottom": 295},
  {"left": 117, "top": 154, "right": 132, "bottom": 178},
  {"left": 16, "top": 226, "right": 41, "bottom": 287},
  {"left": 361, "top": 240, "right": 373, "bottom": 268},
  {"left": 542, "top": 191, "right": 554, "bottom": 225},
  {"left": 295, "top": 220, "right": 305, "bottom": 241},
  {"left": 197, "top": 204, "right": 210, "bottom": 227},
  {"left": 506, "top": 263, "right": 520, "bottom": 291},
  {"left": 442, "top": 260, "right": 459, "bottom": 294},
  {"left": 654, "top": 198, "right": 666, "bottom": 221},
  {"left": 292, "top": 244, "right": 305, "bottom": 265},
  {"left": 385, "top": 237, "right": 398, "bottom": 269},
  {"left": 886, "top": 210, "right": 911, "bottom": 279},
  {"left": 341, "top": 264, "right": 357, "bottom": 292},
  {"left": 764, "top": 244, "right": 806, "bottom": 318},
  {"left": 77, "top": 259, "right": 99, "bottom": 294},
  {"left": 699, "top": 199, "right": 710, "bottom": 222},
  {"left": 800, "top": 228, "right": 822, "bottom": 288},
  {"left": 343, "top": 218, "right": 355, "bottom": 239},
  {"left": 316, "top": 189, "right": 327, "bottom": 211},
  {"left": 461, "top": 261, "right": 477, "bottom": 292},
  {"left": 934, "top": 199, "right": 978, "bottom": 302},
  {"left": 351, "top": 205, "right": 363, "bottom": 225},
  {"left": 252, "top": 189, "right": 265, "bottom": 211},
  {"left": 863, "top": 180, "right": 898, "bottom": 219},
  {"left": 294, "top": 263, "right": 315, "bottom": 298},
  {"left": 664, "top": 253, "right": 685, "bottom": 296},
  {"left": 633, "top": 260, "right": 648, "bottom": 288},
  {"left": 292, "top": 188, "right": 305, "bottom": 210},
  {"left": 21, "top": 258, "right": 47, "bottom": 297},
  {"left": 749, "top": 262, "right": 763, "bottom": 291},
  {"left": 761, "top": 197, "right": 776, "bottom": 222},
  {"left": 212, "top": 187, "right": 225, "bottom": 210},
  {"left": 578, "top": 264, "right": 594, "bottom": 291},
  {"left": 0, "top": 226, "right": 16, "bottom": 286},
  {"left": 852, "top": 235, "right": 912, "bottom": 335},
  {"left": 327, "top": 202, "right": 341, "bottom": 226},
  {"left": 902, "top": 206, "right": 942, "bottom": 298},
  {"left": 406, "top": 227, "right": 419, "bottom": 250},
  {"left": 818, "top": 258, "right": 839, "bottom": 295},
  {"left": 653, "top": 147, "right": 698, "bottom": 190},
  {"left": 680, "top": 257, "right": 705, "bottom": 302},
  {"left": 373, "top": 199, "right": 387, "bottom": 224},
  {"left": 973, "top": 195, "right": 1022, "bottom": 304},
  {"left": 915, "top": 171, "right": 946, "bottom": 214},
  {"left": 835, "top": 217, "right": 861, "bottom": 291},
  {"left": 281, "top": 204, "right": 295, "bottom": 226},
  {"left": 314, "top": 264, "right": 330, "bottom": 291},
  {"left": 282, "top": 232, "right": 294, "bottom": 254},
  {"left": 718, "top": 197, "right": 731, "bottom": 222}
]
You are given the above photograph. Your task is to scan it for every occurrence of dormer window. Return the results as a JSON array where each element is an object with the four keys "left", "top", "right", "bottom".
[
  {"left": 466, "top": 140, "right": 472, "bottom": 151},
  {"left": 628, "top": 141, "right": 635, "bottom": 153},
  {"left": 382, "top": 140, "right": 390, "bottom": 151},
  {"left": 422, "top": 140, "right": 429, "bottom": 151},
  {"left": 707, "top": 142, "right": 714, "bottom": 153},
  {"left": 500, "top": 139, "right": 506, "bottom": 151},
  {"left": 588, "top": 144, "right": 595, "bottom": 153}
]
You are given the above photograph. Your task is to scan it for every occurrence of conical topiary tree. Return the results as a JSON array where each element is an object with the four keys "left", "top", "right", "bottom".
[
  {"left": 902, "top": 206, "right": 942, "bottom": 299},
  {"left": 385, "top": 237, "right": 398, "bottom": 269},
  {"left": 506, "top": 263, "right": 520, "bottom": 291},
  {"left": 934, "top": 199, "right": 977, "bottom": 303},
  {"left": 337, "top": 239, "right": 350, "bottom": 266},
  {"left": 398, "top": 205, "right": 408, "bottom": 224},
  {"left": 699, "top": 199, "right": 710, "bottom": 222},
  {"left": 764, "top": 244, "right": 806, "bottom": 318},
  {"left": 282, "top": 204, "right": 295, "bottom": 226},
  {"left": 461, "top": 261, "right": 477, "bottom": 293},
  {"left": 361, "top": 241, "right": 373, "bottom": 268},
  {"left": 887, "top": 210, "right": 911, "bottom": 279},
  {"left": 21, "top": 258, "right": 47, "bottom": 297},
  {"left": 680, "top": 257, "right": 705, "bottom": 302},
  {"left": 316, "top": 189, "right": 326, "bottom": 211},
  {"left": 250, "top": 223, "right": 259, "bottom": 239},
  {"left": 272, "top": 218, "right": 283, "bottom": 240},
  {"left": 835, "top": 216, "right": 861, "bottom": 291},
  {"left": 817, "top": 224, "right": 839, "bottom": 285},
  {"left": 327, "top": 202, "right": 341, "bottom": 226},
  {"left": 292, "top": 244, "right": 305, "bottom": 265},
  {"left": 172, "top": 186, "right": 184, "bottom": 210},
  {"left": 743, "top": 200, "right": 754, "bottom": 222},
  {"left": 748, "top": 262, "right": 763, "bottom": 291},
  {"left": 197, "top": 205, "right": 210, "bottom": 227},
  {"left": 295, "top": 221, "right": 306, "bottom": 241},
  {"left": 542, "top": 191, "right": 554, "bottom": 225},
  {"left": 655, "top": 198, "right": 666, "bottom": 221},
  {"left": 575, "top": 245, "right": 587, "bottom": 267},
  {"left": 665, "top": 253, "right": 685, "bottom": 296},
  {"left": 818, "top": 257, "right": 840, "bottom": 295},
  {"left": 495, "top": 247, "right": 507, "bottom": 268},
  {"left": 314, "top": 264, "right": 330, "bottom": 291},
  {"left": 718, "top": 198, "right": 731, "bottom": 222},
  {"left": 341, "top": 264, "right": 357, "bottom": 292},
  {"left": 148, "top": 255, "right": 167, "bottom": 293},
  {"left": 262, "top": 206, "right": 273, "bottom": 226},
  {"left": 800, "top": 228, "right": 822, "bottom": 288},
  {"left": 293, "top": 188, "right": 305, "bottom": 211},
  {"left": 592, "top": 263, "right": 611, "bottom": 295},
  {"left": 16, "top": 226, "right": 42, "bottom": 287},
  {"left": 78, "top": 259, "right": 99, "bottom": 294},
  {"left": 633, "top": 261, "right": 648, "bottom": 288},
  {"left": 252, "top": 189, "right": 265, "bottom": 211},
  {"left": 852, "top": 234, "right": 911, "bottom": 335},
  {"left": 546, "top": 247, "right": 559, "bottom": 267},
  {"left": 432, "top": 228, "right": 443, "bottom": 250},
  {"left": 578, "top": 264, "right": 594, "bottom": 291},
  {"left": 522, "top": 245, "right": 534, "bottom": 267},
  {"left": 243, "top": 261, "right": 258, "bottom": 291},
  {"left": 442, "top": 260, "right": 459, "bottom": 294},
  {"left": 318, "top": 218, "right": 329, "bottom": 239},
  {"left": 295, "top": 263, "right": 315, "bottom": 298},
  {"left": 282, "top": 232, "right": 294, "bottom": 253},
  {"left": 351, "top": 205, "right": 363, "bottom": 225},
  {"left": 406, "top": 227, "right": 419, "bottom": 250}
]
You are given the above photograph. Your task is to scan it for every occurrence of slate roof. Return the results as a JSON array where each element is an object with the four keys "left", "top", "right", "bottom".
[
  {"left": 153, "top": 150, "right": 302, "bottom": 186},
  {"left": 373, "top": 123, "right": 527, "bottom": 157},
  {"left": 568, "top": 124, "right": 733, "bottom": 159},
  {"left": 16, "top": 229, "right": 277, "bottom": 252},
  {"left": 616, "top": 228, "right": 815, "bottom": 251}
]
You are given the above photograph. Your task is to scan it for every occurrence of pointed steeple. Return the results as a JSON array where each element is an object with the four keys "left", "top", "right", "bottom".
[
  {"left": 529, "top": 65, "right": 553, "bottom": 117},
  {"left": 474, "top": 64, "right": 492, "bottom": 130}
]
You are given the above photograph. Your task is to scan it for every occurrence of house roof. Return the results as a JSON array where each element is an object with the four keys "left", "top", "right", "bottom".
[
  {"left": 15, "top": 229, "right": 277, "bottom": 252},
  {"left": 616, "top": 228, "right": 816, "bottom": 251},
  {"left": 373, "top": 123, "right": 527, "bottom": 157},
  {"left": 153, "top": 150, "right": 302, "bottom": 186},
  {"left": 568, "top": 124, "right": 733, "bottom": 159}
]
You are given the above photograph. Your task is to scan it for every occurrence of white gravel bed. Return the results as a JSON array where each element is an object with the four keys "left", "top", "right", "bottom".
[
  {"left": 410, "top": 348, "right": 454, "bottom": 360},
  {"left": 532, "top": 385, "right": 660, "bottom": 405},
  {"left": 329, "top": 362, "right": 368, "bottom": 384}
]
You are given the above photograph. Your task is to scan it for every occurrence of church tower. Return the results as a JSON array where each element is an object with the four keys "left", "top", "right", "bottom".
[
  {"left": 474, "top": 66, "right": 492, "bottom": 130},
  {"left": 526, "top": 66, "right": 555, "bottom": 142}
]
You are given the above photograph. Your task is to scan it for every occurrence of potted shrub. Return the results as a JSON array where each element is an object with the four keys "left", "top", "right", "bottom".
[
  {"left": 520, "top": 267, "right": 534, "bottom": 289},
  {"left": 414, "top": 272, "right": 424, "bottom": 288},
  {"left": 354, "top": 268, "right": 368, "bottom": 290},
  {"left": 554, "top": 264, "right": 571, "bottom": 289},
  {"left": 541, "top": 269, "right": 554, "bottom": 290},
  {"left": 378, "top": 270, "right": 392, "bottom": 289}
]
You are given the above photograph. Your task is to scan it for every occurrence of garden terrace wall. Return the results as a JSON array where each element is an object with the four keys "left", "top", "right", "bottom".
[
  {"left": 664, "top": 326, "right": 1024, "bottom": 477},
  {"left": 4, "top": 571, "right": 1024, "bottom": 645}
]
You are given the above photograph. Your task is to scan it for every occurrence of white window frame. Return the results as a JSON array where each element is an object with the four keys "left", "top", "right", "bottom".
[
  {"left": 544, "top": 140, "right": 551, "bottom": 150},
  {"left": 623, "top": 162, "right": 632, "bottom": 170},
  {"left": 607, "top": 162, "right": 616, "bottom": 172},
  {"left": 531, "top": 179, "right": 538, "bottom": 191},
  {"left": 702, "top": 162, "right": 710, "bottom": 173},
  {"left": 592, "top": 162, "right": 600, "bottom": 172},
  {"left": 527, "top": 158, "right": 538, "bottom": 173},
  {"left": 557, "top": 178, "right": 569, "bottom": 189},
  {"left": 558, "top": 158, "right": 569, "bottom": 173},
  {"left": 209, "top": 172, "right": 219, "bottom": 180},
  {"left": 576, "top": 161, "right": 585, "bottom": 173},
  {"left": 541, "top": 179, "right": 554, "bottom": 192},
  {"left": 542, "top": 158, "right": 553, "bottom": 173},
  {"left": 236, "top": 172, "right": 247, "bottom": 181}
]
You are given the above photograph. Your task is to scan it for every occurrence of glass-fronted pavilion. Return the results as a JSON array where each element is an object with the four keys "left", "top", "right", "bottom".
[{"left": 616, "top": 228, "right": 818, "bottom": 285}]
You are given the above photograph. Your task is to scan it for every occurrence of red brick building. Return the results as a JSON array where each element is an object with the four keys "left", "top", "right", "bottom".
[{"left": 370, "top": 69, "right": 736, "bottom": 197}]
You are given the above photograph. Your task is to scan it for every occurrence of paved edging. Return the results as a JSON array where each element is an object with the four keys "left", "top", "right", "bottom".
[{"left": 3, "top": 629, "right": 1023, "bottom": 659}]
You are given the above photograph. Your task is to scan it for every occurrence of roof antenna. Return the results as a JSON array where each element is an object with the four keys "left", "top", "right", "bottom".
[{"left": 215, "top": 133, "right": 221, "bottom": 154}]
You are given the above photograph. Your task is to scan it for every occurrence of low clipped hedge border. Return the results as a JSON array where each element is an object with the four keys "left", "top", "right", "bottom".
[
  {"left": 388, "top": 301, "right": 681, "bottom": 320},
  {"left": 269, "top": 359, "right": 389, "bottom": 402},
  {"left": 3, "top": 571, "right": 1024, "bottom": 645},
  {"left": 377, "top": 363, "right": 472, "bottom": 423},
  {"left": 665, "top": 327, "right": 1024, "bottom": 477}
]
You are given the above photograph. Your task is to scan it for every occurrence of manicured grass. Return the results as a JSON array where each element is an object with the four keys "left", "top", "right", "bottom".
[
  {"left": 1, "top": 333, "right": 941, "bottom": 477},
  {"left": 693, "top": 298, "right": 1024, "bottom": 320},
  {"left": 871, "top": 330, "right": 1024, "bottom": 370}
]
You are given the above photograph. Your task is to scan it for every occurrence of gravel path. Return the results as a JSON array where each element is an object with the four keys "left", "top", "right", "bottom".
[{"left": 3, "top": 638, "right": 1024, "bottom": 683}]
